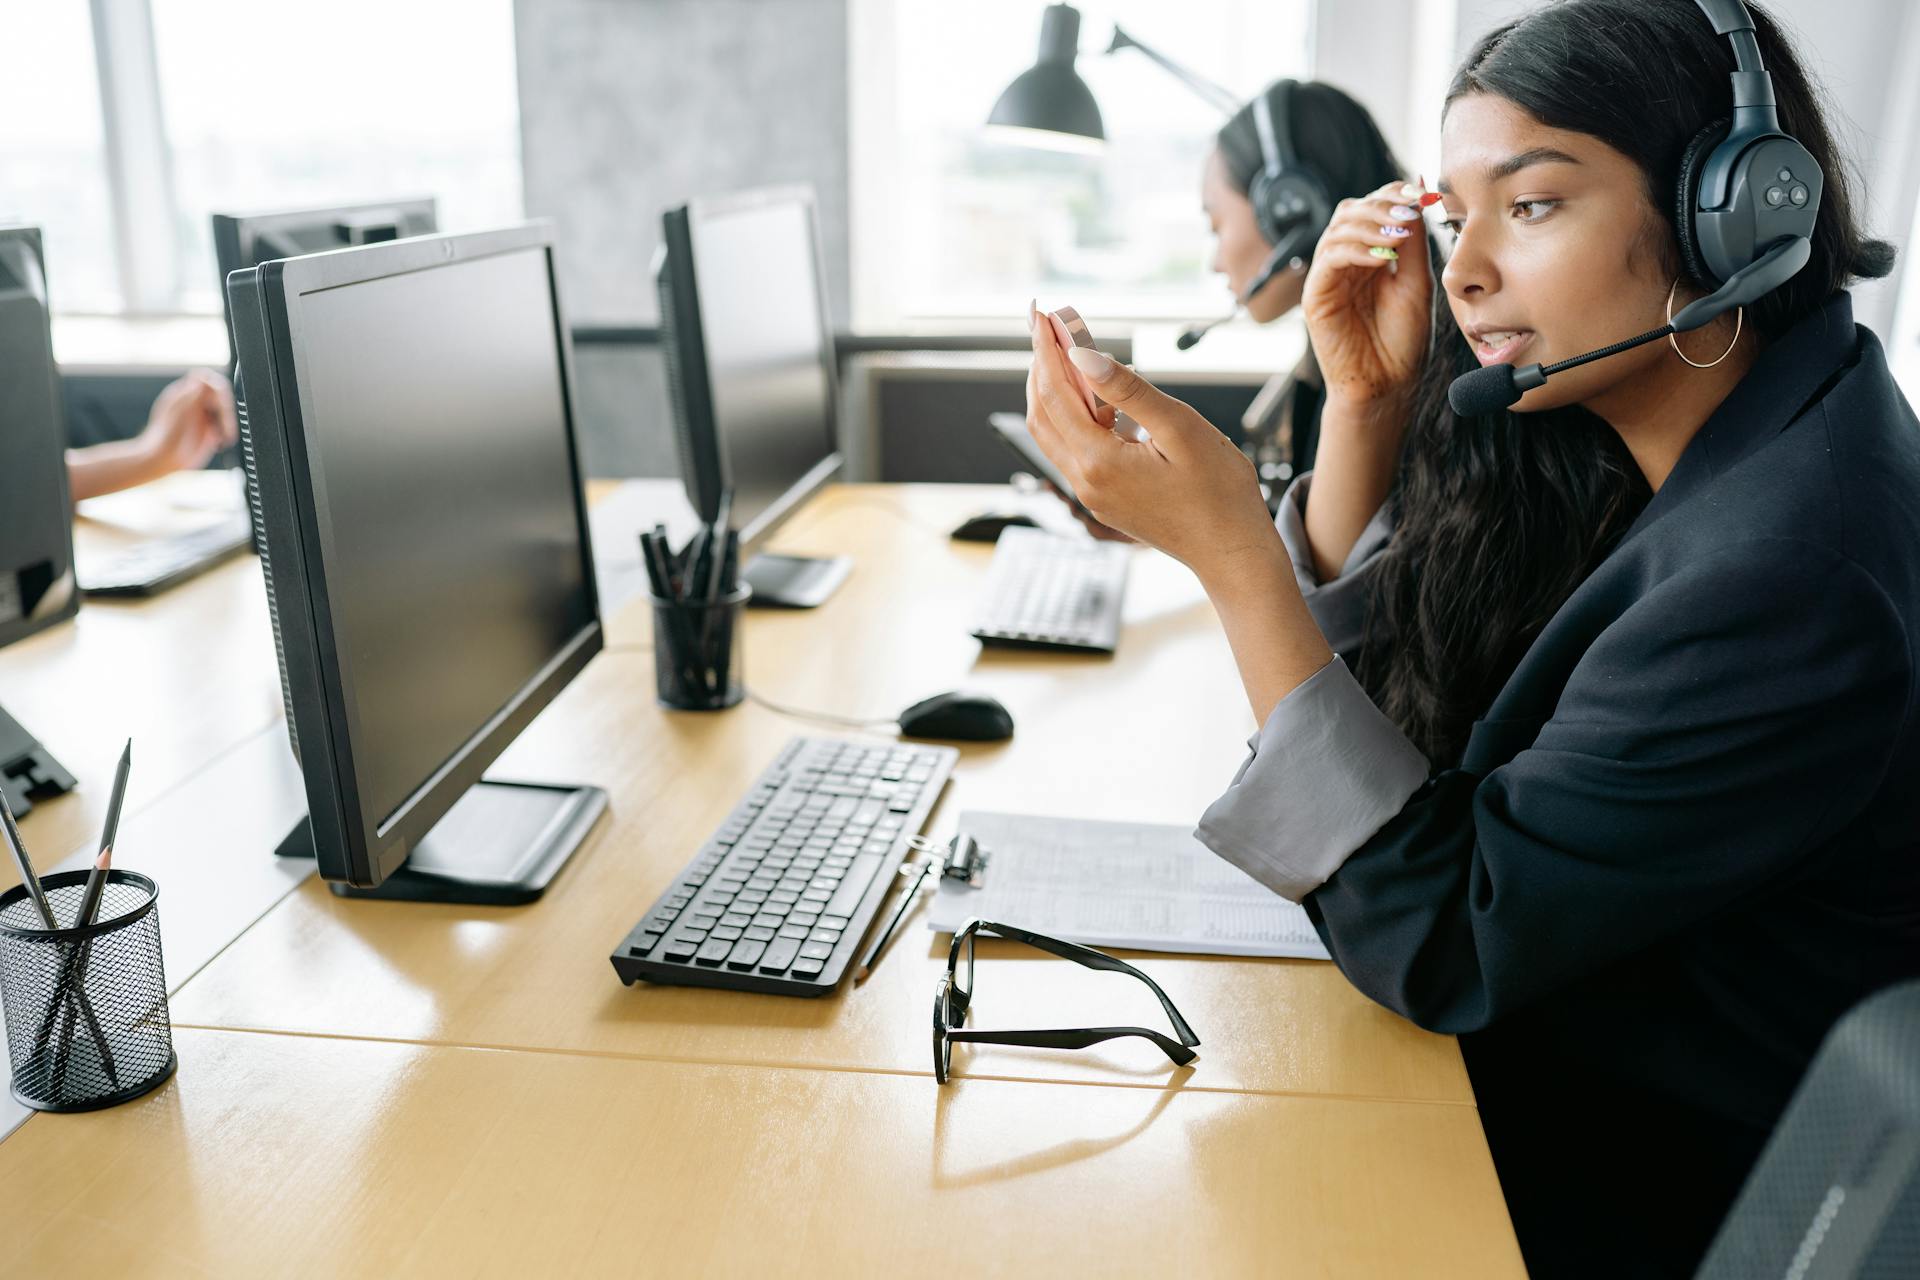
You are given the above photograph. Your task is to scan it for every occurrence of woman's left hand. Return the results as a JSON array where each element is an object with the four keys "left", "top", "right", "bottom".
[{"left": 1025, "top": 305, "right": 1281, "bottom": 579}]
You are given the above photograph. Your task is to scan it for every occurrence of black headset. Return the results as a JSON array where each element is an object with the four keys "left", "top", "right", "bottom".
[
  {"left": 1676, "top": 0, "right": 1822, "bottom": 290},
  {"left": 1245, "top": 80, "right": 1334, "bottom": 268}
]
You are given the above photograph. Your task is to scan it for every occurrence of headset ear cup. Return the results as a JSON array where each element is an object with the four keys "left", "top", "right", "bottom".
[
  {"left": 1248, "top": 170, "right": 1279, "bottom": 246},
  {"left": 1254, "top": 173, "right": 1334, "bottom": 259},
  {"left": 1675, "top": 118, "right": 1731, "bottom": 289}
]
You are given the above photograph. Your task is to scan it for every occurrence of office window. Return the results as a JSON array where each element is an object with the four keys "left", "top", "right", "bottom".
[
  {"left": 0, "top": 1, "right": 119, "bottom": 311},
  {"left": 152, "top": 0, "right": 524, "bottom": 314},
  {"left": 850, "top": 0, "right": 1312, "bottom": 328},
  {"left": 0, "top": 0, "right": 522, "bottom": 319}
]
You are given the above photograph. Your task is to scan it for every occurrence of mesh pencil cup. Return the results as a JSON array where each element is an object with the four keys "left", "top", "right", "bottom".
[
  {"left": 0, "top": 870, "right": 176, "bottom": 1112},
  {"left": 651, "top": 584, "right": 750, "bottom": 711}
]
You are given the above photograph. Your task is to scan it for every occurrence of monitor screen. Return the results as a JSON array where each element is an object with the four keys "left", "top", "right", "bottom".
[
  {"left": 687, "top": 194, "right": 838, "bottom": 544},
  {"left": 0, "top": 227, "right": 79, "bottom": 651},
  {"left": 290, "top": 245, "right": 594, "bottom": 828}
]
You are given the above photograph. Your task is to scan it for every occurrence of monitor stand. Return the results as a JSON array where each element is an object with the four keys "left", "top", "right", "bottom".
[
  {"left": 744, "top": 552, "right": 852, "bottom": 609},
  {"left": 275, "top": 778, "right": 608, "bottom": 906},
  {"left": 0, "top": 701, "right": 76, "bottom": 821}
]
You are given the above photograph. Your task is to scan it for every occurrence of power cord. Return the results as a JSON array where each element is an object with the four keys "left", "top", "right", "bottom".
[{"left": 745, "top": 685, "right": 900, "bottom": 732}]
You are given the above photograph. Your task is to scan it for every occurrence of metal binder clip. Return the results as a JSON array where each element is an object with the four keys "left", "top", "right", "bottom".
[
  {"left": 899, "top": 834, "right": 990, "bottom": 888},
  {"left": 940, "top": 832, "right": 989, "bottom": 888}
]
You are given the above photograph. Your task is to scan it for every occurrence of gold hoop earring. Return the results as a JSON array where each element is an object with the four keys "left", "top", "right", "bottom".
[{"left": 1666, "top": 278, "right": 1743, "bottom": 369}]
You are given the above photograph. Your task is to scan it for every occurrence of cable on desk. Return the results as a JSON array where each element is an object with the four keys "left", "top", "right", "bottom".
[{"left": 745, "top": 685, "right": 899, "bottom": 732}]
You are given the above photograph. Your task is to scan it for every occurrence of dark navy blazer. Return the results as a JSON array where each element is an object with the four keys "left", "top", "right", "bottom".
[{"left": 1304, "top": 293, "right": 1920, "bottom": 1276}]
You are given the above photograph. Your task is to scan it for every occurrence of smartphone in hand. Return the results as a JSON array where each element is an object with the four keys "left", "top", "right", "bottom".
[{"left": 1042, "top": 306, "right": 1150, "bottom": 444}]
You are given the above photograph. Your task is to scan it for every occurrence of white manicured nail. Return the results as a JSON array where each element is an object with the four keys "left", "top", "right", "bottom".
[{"left": 1067, "top": 345, "right": 1113, "bottom": 379}]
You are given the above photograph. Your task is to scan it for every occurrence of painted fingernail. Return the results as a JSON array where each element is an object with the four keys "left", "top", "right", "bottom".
[
  {"left": 1389, "top": 204, "right": 1418, "bottom": 221},
  {"left": 1418, "top": 192, "right": 1443, "bottom": 208},
  {"left": 1368, "top": 245, "right": 1400, "bottom": 260},
  {"left": 1067, "top": 345, "right": 1114, "bottom": 379},
  {"left": 1378, "top": 224, "right": 1411, "bottom": 238}
]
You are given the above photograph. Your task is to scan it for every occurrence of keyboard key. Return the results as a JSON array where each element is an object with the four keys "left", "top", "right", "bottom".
[
  {"left": 820, "top": 915, "right": 850, "bottom": 931},
  {"left": 720, "top": 912, "right": 753, "bottom": 929},
  {"left": 790, "top": 956, "right": 826, "bottom": 978},
  {"left": 726, "top": 940, "right": 767, "bottom": 970},
  {"left": 777, "top": 923, "right": 809, "bottom": 940},
  {"left": 759, "top": 938, "right": 802, "bottom": 973},
  {"left": 798, "top": 941, "right": 835, "bottom": 961},
  {"left": 663, "top": 938, "right": 700, "bottom": 962},
  {"left": 807, "top": 927, "right": 842, "bottom": 944},
  {"left": 744, "top": 925, "right": 777, "bottom": 942},
  {"left": 789, "top": 911, "right": 819, "bottom": 927},
  {"left": 710, "top": 926, "right": 744, "bottom": 942},
  {"left": 695, "top": 939, "right": 733, "bottom": 965}
]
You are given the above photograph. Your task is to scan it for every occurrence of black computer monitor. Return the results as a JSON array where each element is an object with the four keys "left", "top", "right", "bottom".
[
  {"left": 0, "top": 225, "right": 79, "bottom": 817},
  {"left": 655, "top": 186, "right": 849, "bottom": 608},
  {"left": 226, "top": 222, "right": 607, "bottom": 904},
  {"left": 212, "top": 198, "right": 437, "bottom": 370}
]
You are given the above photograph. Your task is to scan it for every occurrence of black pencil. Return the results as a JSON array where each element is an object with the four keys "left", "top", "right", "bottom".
[{"left": 0, "top": 788, "right": 56, "bottom": 929}]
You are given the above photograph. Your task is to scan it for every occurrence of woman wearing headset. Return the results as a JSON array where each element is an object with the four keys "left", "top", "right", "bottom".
[
  {"left": 1199, "top": 80, "right": 1402, "bottom": 482},
  {"left": 1024, "top": 1, "right": 1914, "bottom": 1274}
]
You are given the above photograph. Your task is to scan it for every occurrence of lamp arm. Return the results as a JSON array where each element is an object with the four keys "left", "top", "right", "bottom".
[{"left": 1105, "top": 26, "right": 1240, "bottom": 117}]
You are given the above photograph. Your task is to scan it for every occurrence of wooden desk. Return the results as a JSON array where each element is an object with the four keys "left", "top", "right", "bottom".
[
  {"left": 170, "top": 486, "right": 1471, "bottom": 1102},
  {"left": 0, "top": 1028, "right": 1520, "bottom": 1276},
  {"left": 0, "top": 482, "right": 1517, "bottom": 1274},
  {"left": 0, "top": 520, "right": 283, "bottom": 868}
]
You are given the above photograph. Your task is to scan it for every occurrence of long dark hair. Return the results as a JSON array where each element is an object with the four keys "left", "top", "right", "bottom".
[
  {"left": 1357, "top": 0, "right": 1896, "bottom": 767},
  {"left": 1216, "top": 80, "right": 1402, "bottom": 207}
]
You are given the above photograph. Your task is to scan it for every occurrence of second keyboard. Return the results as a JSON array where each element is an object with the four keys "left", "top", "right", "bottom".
[{"left": 971, "top": 526, "right": 1129, "bottom": 654}]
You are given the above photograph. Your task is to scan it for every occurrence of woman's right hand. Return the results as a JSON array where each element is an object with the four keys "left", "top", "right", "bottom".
[{"left": 1301, "top": 178, "right": 1436, "bottom": 411}]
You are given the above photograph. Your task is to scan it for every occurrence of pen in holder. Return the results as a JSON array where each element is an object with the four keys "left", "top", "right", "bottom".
[
  {"left": 651, "top": 583, "right": 750, "bottom": 711},
  {"left": 0, "top": 870, "right": 175, "bottom": 1112}
]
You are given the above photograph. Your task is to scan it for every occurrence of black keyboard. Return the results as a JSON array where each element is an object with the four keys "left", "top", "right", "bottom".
[
  {"left": 971, "top": 527, "right": 1129, "bottom": 654},
  {"left": 78, "top": 517, "right": 254, "bottom": 597},
  {"left": 611, "top": 735, "right": 957, "bottom": 996}
]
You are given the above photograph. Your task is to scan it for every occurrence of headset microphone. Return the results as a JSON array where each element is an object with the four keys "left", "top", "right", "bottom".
[
  {"left": 1177, "top": 226, "right": 1307, "bottom": 351},
  {"left": 1447, "top": 235, "right": 1809, "bottom": 416}
]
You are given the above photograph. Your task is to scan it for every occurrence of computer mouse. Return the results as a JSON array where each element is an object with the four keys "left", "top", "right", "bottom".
[
  {"left": 897, "top": 691, "right": 1015, "bottom": 742},
  {"left": 949, "top": 512, "right": 1040, "bottom": 543}
]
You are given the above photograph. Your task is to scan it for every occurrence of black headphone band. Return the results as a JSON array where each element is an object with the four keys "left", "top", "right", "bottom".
[
  {"left": 1252, "top": 80, "right": 1294, "bottom": 181},
  {"left": 1678, "top": 0, "right": 1820, "bottom": 288}
]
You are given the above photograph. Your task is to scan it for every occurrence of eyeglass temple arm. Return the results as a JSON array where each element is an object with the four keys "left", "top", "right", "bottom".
[
  {"left": 977, "top": 920, "right": 1201, "bottom": 1046},
  {"left": 945, "top": 1025, "right": 1198, "bottom": 1066}
]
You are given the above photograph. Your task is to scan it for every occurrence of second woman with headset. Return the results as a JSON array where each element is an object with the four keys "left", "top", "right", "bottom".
[{"left": 1193, "top": 79, "right": 1402, "bottom": 485}]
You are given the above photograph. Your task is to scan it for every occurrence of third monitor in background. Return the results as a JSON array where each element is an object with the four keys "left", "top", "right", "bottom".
[{"left": 655, "top": 186, "right": 850, "bottom": 609}]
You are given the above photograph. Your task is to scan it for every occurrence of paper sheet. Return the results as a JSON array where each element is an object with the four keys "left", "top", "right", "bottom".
[{"left": 926, "top": 811, "right": 1330, "bottom": 960}]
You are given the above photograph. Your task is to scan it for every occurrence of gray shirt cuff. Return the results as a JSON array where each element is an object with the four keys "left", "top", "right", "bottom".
[
  {"left": 1275, "top": 472, "right": 1394, "bottom": 655},
  {"left": 1194, "top": 655, "right": 1429, "bottom": 902}
]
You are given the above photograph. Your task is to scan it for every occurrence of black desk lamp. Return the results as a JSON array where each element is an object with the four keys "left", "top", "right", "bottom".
[{"left": 987, "top": 4, "right": 1238, "bottom": 149}]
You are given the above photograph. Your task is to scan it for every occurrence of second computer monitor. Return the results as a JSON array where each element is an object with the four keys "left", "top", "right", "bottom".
[{"left": 657, "top": 186, "right": 848, "bottom": 607}]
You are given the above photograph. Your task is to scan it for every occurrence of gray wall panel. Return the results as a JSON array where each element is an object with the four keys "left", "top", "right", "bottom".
[{"left": 514, "top": 0, "right": 851, "bottom": 329}]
